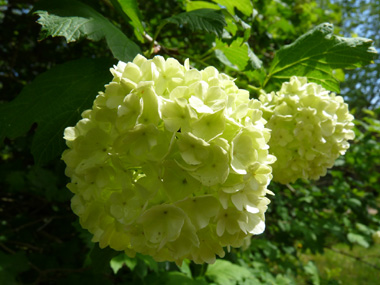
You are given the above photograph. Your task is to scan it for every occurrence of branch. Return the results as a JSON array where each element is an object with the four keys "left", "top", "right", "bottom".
[{"left": 326, "top": 246, "right": 380, "bottom": 271}]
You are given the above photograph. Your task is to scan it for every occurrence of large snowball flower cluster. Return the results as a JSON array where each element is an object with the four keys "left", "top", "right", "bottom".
[
  {"left": 259, "top": 76, "right": 355, "bottom": 184},
  {"left": 62, "top": 55, "right": 275, "bottom": 264}
]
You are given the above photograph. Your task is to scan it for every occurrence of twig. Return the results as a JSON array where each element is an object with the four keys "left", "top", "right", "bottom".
[
  {"left": 326, "top": 246, "right": 380, "bottom": 271},
  {"left": 286, "top": 183, "right": 296, "bottom": 193},
  {"left": 6, "top": 240, "right": 43, "bottom": 252},
  {"left": 0, "top": 242, "right": 16, "bottom": 254},
  {"left": 247, "top": 84, "right": 261, "bottom": 93},
  {"left": 38, "top": 230, "right": 63, "bottom": 243}
]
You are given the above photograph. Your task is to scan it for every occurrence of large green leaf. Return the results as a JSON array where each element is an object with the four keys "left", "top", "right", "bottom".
[
  {"left": 164, "top": 9, "right": 226, "bottom": 37},
  {"left": 0, "top": 58, "right": 114, "bottom": 165},
  {"left": 34, "top": 0, "right": 141, "bottom": 62},
  {"left": 211, "top": 0, "right": 253, "bottom": 16},
  {"left": 264, "top": 23, "right": 378, "bottom": 93}
]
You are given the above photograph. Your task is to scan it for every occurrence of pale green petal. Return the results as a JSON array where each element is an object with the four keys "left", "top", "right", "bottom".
[
  {"left": 189, "top": 95, "right": 213, "bottom": 114},
  {"left": 162, "top": 161, "right": 202, "bottom": 201},
  {"left": 192, "top": 109, "right": 226, "bottom": 141},
  {"left": 177, "top": 132, "right": 210, "bottom": 165},
  {"left": 190, "top": 144, "right": 229, "bottom": 186},
  {"left": 137, "top": 87, "right": 160, "bottom": 126},
  {"left": 176, "top": 196, "right": 220, "bottom": 229},
  {"left": 139, "top": 205, "right": 186, "bottom": 249}
]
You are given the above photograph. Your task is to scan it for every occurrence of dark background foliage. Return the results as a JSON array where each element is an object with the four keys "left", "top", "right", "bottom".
[{"left": 0, "top": 0, "right": 379, "bottom": 284}]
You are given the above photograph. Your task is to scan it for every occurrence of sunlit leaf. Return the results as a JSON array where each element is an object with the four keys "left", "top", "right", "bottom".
[
  {"left": 264, "top": 23, "right": 378, "bottom": 92},
  {"left": 211, "top": 0, "right": 253, "bottom": 16},
  {"left": 347, "top": 233, "right": 370, "bottom": 248},
  {"left": 111, "top": 0, "right": 144, "bottom": 41},
  {"left": 215, "top": 38, "right": 262, "bottom": 70},
  {"left": 164, "top": 9, "right": 226, "bottom": 37},
  {"left": 34, "top": 0, "right": 141, "bottom": 62},
  {"left": 186, "top": 1, "right": 220, "bottom": 11}
]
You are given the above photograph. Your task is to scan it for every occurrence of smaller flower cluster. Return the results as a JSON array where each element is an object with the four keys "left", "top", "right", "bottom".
[
  {"left": 62, "top": 55, "right": 275, "bottom": 264},
  {"left": 259, "top": 76, "right": 355, "bottom": 184}
]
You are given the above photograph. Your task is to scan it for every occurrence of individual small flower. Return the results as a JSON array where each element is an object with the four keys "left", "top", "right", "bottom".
[
  {"left": 62, "top": 54, "right": 275, "bottom": 265},
  {"left": 259, "top": 76, "right": 355, "bottom": 184}
]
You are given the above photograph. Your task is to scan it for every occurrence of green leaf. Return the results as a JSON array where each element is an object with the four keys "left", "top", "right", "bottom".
[
  {"left": 355, "top": 223, "right": 371, "bottom": 235},
  {"left": 177, "top": 259, "right": 192, "bottom": 278},
  {"left": 215, "top": 38, "right": 262, "bottom": 70},
  {"left": 211, "top": 0, "right": 253, "bottom": 16},
  {"left": 0, "top": 58, "right": 113, "bottom": 165},
  {"left": 164, "top": 9, "right": 226, "bottom": 37},
  {"left": 145, "top": 271, "right": 208, "bottom": 285},
  {"left": 347, "top": 233, "right": 370, "bottom": 248},
  {"left": 34, "top": 0, "right": 141, "bottom": 62},
  {"left": 206, "top": 260, "right": 258, "bottom": 284},
  {"left": 304, "top": 261, "right": 320, "bottom": 285},
  {"left": 347, "top": 198, "right": 362, "bottom": 208},
  {"left": 110, "top": 0, "right": 144, "bottom": 41},
  {"left": 249, "top": 68, "right": 267, "bottom": 88},
  {"left": 162, "top": 272, "right": 206, "bottom": 285},
  {"left": 186, "top": 1, "right": 221, "bottom": 12},
  {"left": 0, "top": 251, "right": 29, "bottom": 285},
  {"left": 110, "top": 253, "right": 137, "bottom": 274},
  {"left": 264, "top": 23, "right": 378, "bottom": 93},
  {"left": 136, "top": 253, "right": 159, "bottom": 273}
]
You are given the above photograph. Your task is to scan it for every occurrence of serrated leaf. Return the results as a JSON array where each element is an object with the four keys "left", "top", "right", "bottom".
[
  {"left": 34, "top": 0, "right": 141, "bottom": 62},
  {"left": 206, "top": 260, "right": 258, "bottom": 284},
  {"left": 264, "top": 23, "right": 378, "bottom": 93},
  {"left": 347, "top": 233, "right": 369, "bottom": 248},
  {"left": 215, "top": 38, "right": 262, "bottom": 70},
  {"left": 164, "top": 9, "right": 226, "bottom": 37},
  {"left": 0, "top": 58, "right": 113, "bottom": 165},
  {"left": 211, "top": 0, "right": 253, "bottom": 16}
]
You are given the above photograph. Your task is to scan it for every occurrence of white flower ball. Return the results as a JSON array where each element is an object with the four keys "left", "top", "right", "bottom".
[
  {"left": 259, "top": 76, "right": 355, "bottom": 184},
  {"left": 62, "top": 55, "right": 275, "bottom": 264}
]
